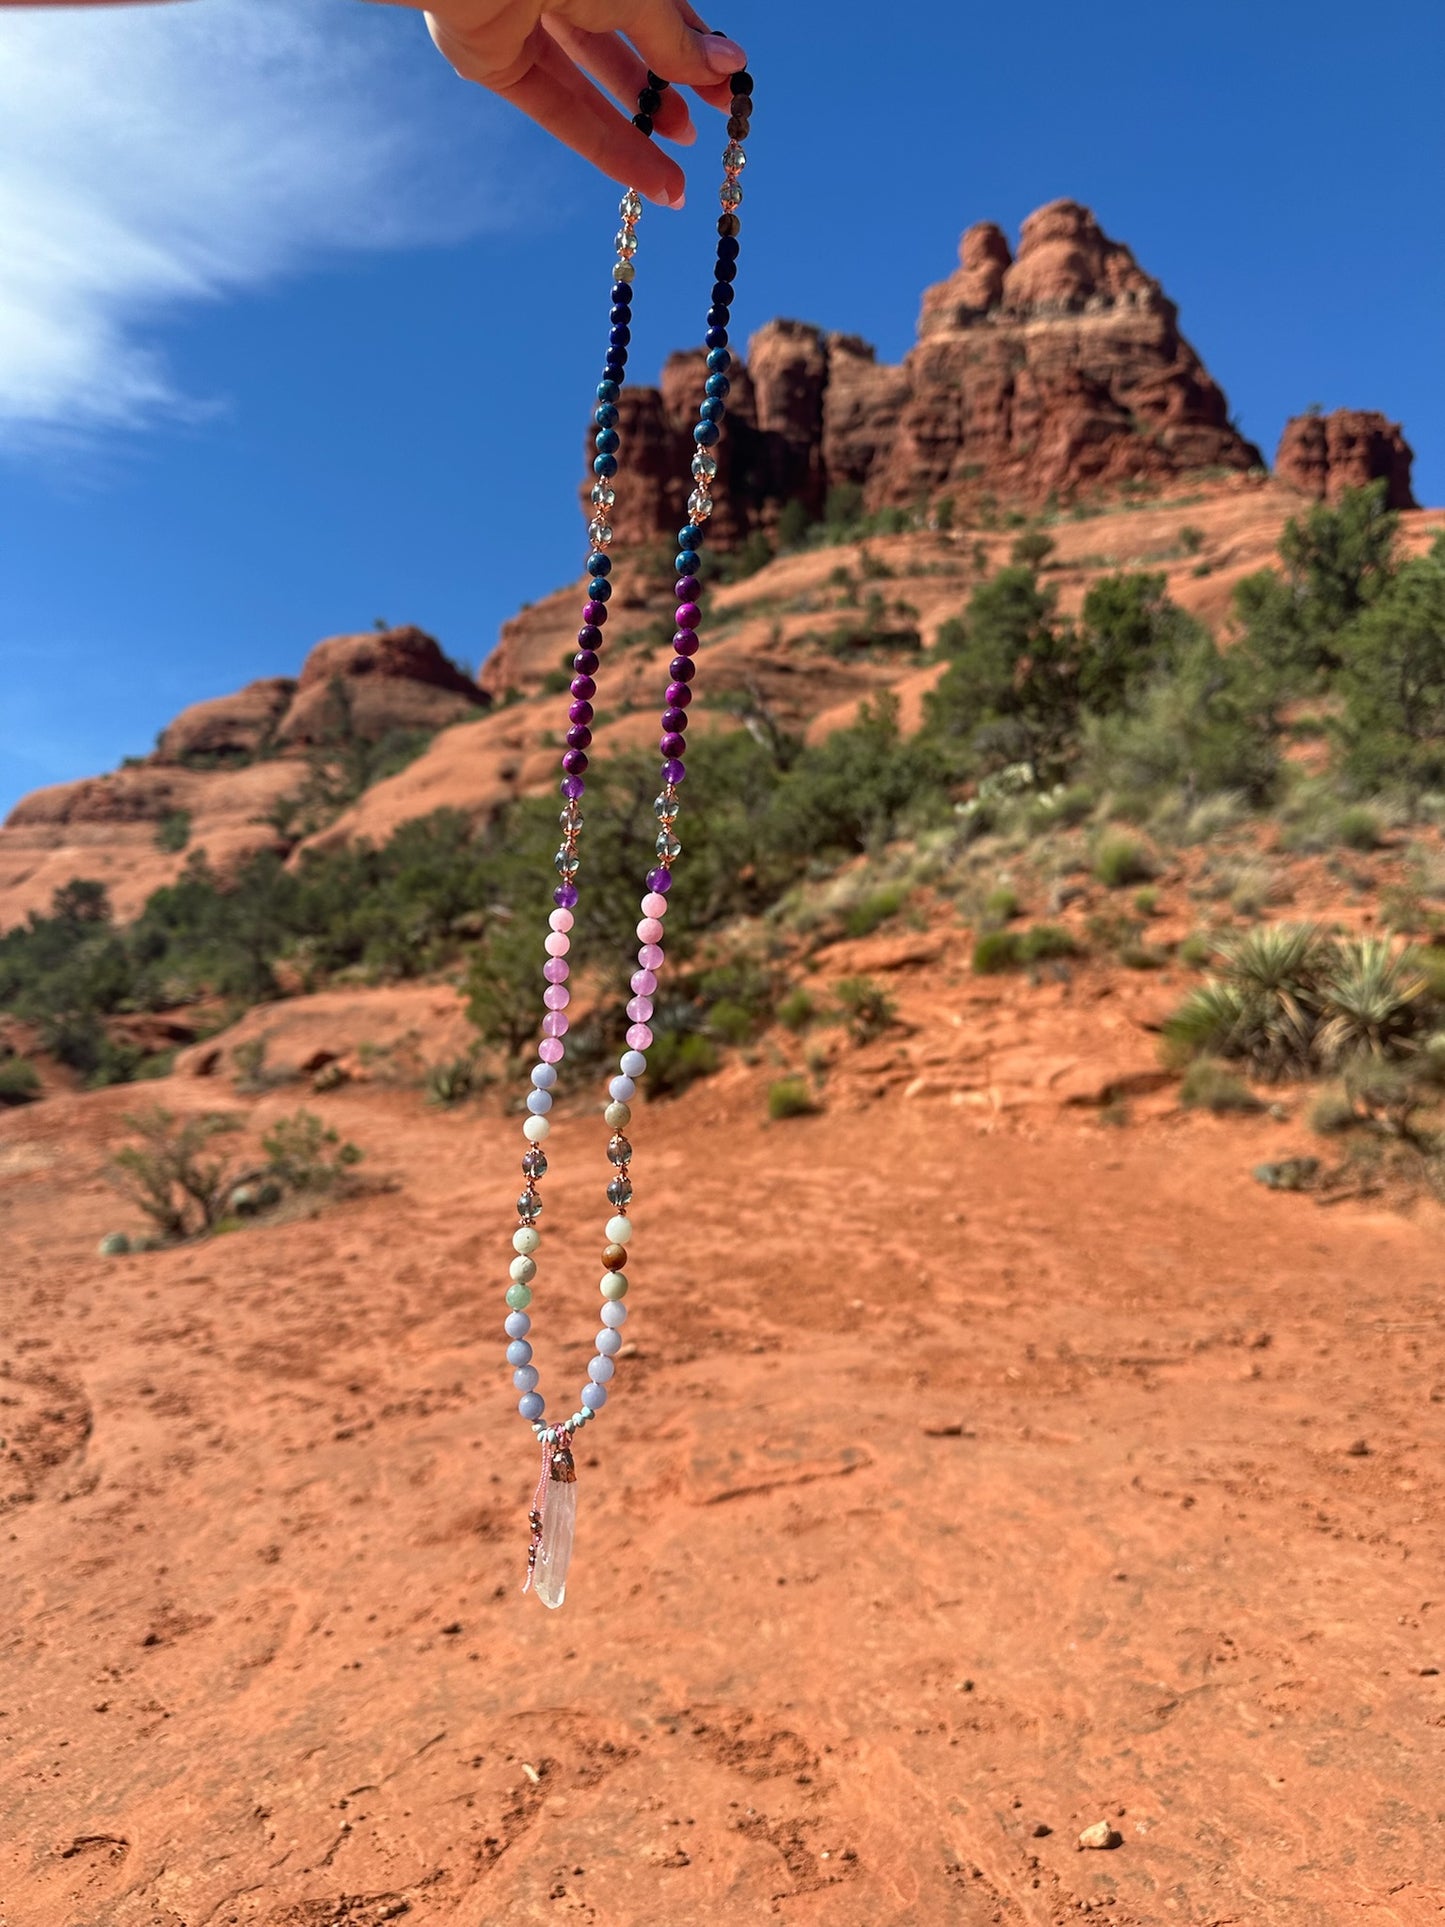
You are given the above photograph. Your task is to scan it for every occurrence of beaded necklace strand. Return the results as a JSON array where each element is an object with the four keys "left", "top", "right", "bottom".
[{"left": 499, "top": 63, "right": 754, "bottom": 1609}]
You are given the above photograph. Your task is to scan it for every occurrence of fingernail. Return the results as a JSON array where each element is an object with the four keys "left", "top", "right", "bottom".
[
  {"left": 648, "top": 184, "right": 686, "bottom": 209},
  {"left": 703, "top": 34, "right": 747, "bottom": 73}
]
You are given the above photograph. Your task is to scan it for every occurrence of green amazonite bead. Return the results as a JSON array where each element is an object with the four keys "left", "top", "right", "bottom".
[
  {"left": 506, "top": 1282, "right": 534, "bottom": 1310},
  {"left": 600, "top": 1272, "right": 628, "bottom": 1301}
]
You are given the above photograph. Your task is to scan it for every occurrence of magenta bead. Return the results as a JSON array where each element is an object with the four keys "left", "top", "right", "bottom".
[
  {"left": 582, "top": 600, "right": 608, "bottom": 626},
  {"left": 632, "top": 968, "right": 658, "bottom": 994},
  {"left": 674, "top": 603, "right": 701, "bottom": 630},
  {"left": 661, "top": 709, "right": 688, "bottom": 735},
  {"left": 543, "top": 985, "right": 570, "bottom": 1011},
  {"left": 638, "top": 942, "right": 664, "bottom": 970},
  {"left": 543, "top": 958, "right": 569, "bottom": 983},
  {"left": 539, "top": 1037, "right": 565, "bottom": 1064},
  {"left": 569, "top": 700, "right": 594, "bottom": 725},
  {"left": 566, "top": 725, "right": 593, "bottom": 750},
  {"left": 669, "top": 655, "right": 695, "bottom": 681},
  {"left": 627, "top": 995, "right": 655, "bottom": 1022},
  {"left": 660, "top": 732, "right": 686, "bottom": 758},
  {"left": 542, "top": 1011, "right": 569, "bottom": 1037},
  {"left": 665, "top": 683, "right": 691, "bottom": 708},
  {"left": 641, "top": 892, "right": 668, "bottom": 919},
  {"left": 572, "top": 674, "right": 597, "bottom": 699},
  {"left": 561, "top": 749, "right": 588, "bottom": 774},
  {"left": 626, "top": 1023, "right": 654, "bottom": 1050}
]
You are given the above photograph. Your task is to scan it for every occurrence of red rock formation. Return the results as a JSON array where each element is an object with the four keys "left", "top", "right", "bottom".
[
  {"left": 155, "top": 677, "right": 296, "bottom": 765},
  {"left": 1275, "top": 409, "right": 1416, "bottom": 511},
  {"left": 598, "top": 199, "right": 1263, "bottom": 548},
  {"left": 275, "top": 626, "right": 488, "bottom": 746}
]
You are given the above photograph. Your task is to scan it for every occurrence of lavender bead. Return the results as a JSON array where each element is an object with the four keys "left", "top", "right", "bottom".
[
  {"left": 554, "top": 884, "right": 579, "bottom": 907},
  {"left": 609, "top": 1075, "right": 636, "bottom": 1101},
  {"left": 543, "top": 958, "right": 569, "bottom": 983},
  {"left": 505, "top": 1311, "right": 532, "bottom": 1339},
  {"left": 527, "top": 1089, "right": 552, "bottom": 1114},
  {"left": 581, "top": 1383, "right": 607, "bottom": 1410},
  {"left": 559, "top": 781, "right": 584, "bottom": 804},
  {"left": 620, "top": 1050, "right": 647, "bottom": 1077},
  {"left": 519, "top": 1392, "right": 545, "bottom": 1420},
  {"left": 648, "top": 863, "right": 676, "bottom": 887},
  {"left": 588, "top": 1355, "right": 616, "bottom": 1383},
  {"left": 539, "top": 1037, "right": 565, "bottom": 1064},
  {"left": 632, "top": 968, "right": 658, "bottom": 995},
  {"left": 532, "top": 1063, "right": 558, "bottom": 1088},
  {"left": 595, "top": 1327, "right": 623, "bottom": 1356},
  {"left": 600, "top": 1300, "right": 628, "bottom": 1328},
  {"left": 513, "top": 1365, "right": 540, "bottom": 1392},
  {"left": 507, "top": 1339, "right": 534, "bottom": 1367},
  {"left": 543, "top": 985, "right": 570, "bottom": 1010}
]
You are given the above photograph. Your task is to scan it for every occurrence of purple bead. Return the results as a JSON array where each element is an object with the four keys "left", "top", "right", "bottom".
[
  {"left": 582, "top": 600, "right": 608, "bottom": 626},
  {"left": 626, "top": 995, "right": 654, "bottom": 1021},
  {"left": 669, "top": 655, "right": 695, "bottom": 682},
  {"left": 659, "top": 763, "right": 685, "bottom": 788},
  {"left": 637, "top": 941, "right": 664, "bottom": 970},
  {"left": 559, "top": 778, "right": 585, "bottom": 802},
  {"left": 542, "top": 1011, "right": 569, "bottom": 1037},
  {"left": 574, "top": 648, "right": 600, "bottom": 674},
  {"left": 672, "top": 632, "right": 699, "bottom": 656},
  {"left": 674, "top": 574, "right": 701, "bottom": 599},
  {"left": 566, "top": 725, "right": 593, "bottom": 750},
  {"left": 674, "top": 602, "right": 701, "bottom": 630},
  {"left": 561, "top": 749, "right": 588, "bottom": 774},
  {"left": 577, "top": 626, "right": 603, "bottom": 652},
  {"left": 544, "top": 985, "right": 570, "bottom": 1011},
  {"left": 661, "top": 708, "right": 688, "bottom": 734},
  {"left": 660, "top": 732, "right": 686, "bottom": 758},
  {"left": 554, "top": 883, "right": 580, "bottom": 908},
  {"left": 647, "top": 865, "right": 675, "bottom": 891},
  {"left": 665, "top": 683, "right": 691, "bottom": 708},
  {"left": 632, "top": 968, "right": 657, "bottom": 994},
  {"left": 571, "top": 676, "right": 597, "bottom": 701},
  {"left": 539, "top": 1037, "right": 565, "bottom": 1063},
  {"left": 544, "top": 959, "right": 569, "bottom": 984},
  {"left": 626, "top": 1023, "right": 654, "bottom": 1049},
  {"left": 569, "top": 700, "right": 594, "bottom": 724}
]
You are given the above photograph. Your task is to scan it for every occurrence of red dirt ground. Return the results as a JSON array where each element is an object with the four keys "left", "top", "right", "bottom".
[{"left": 3, "top": 1048, "right": 1443, "bottom": 1924}]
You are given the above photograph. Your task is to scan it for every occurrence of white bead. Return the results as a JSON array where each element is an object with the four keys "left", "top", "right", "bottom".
[
  {"left": 513, "top": 1226, "right": 540, "bottom": 1255},
  {"left": 605, "top": 1214, "right": 633, "bottom": 1245},
  {"left": 523, "top": 1115, "right": 551, "bottom": 1143},
  {"left": 510, "top": 1254, "right": 537, "bottom": 1282}
]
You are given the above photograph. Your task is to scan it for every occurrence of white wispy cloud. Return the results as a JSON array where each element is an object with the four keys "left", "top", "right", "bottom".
[{"left": 0, "top": 0, "right": 509, "bottom": 446}]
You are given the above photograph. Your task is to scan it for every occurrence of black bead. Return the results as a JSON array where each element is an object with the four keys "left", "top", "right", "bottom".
[
  {"left": 638, "top": 87, "right": 663, "bottom": 115},
  {"left": 646, "top": 70, "right": 669, "bottom": 92},
  {"left": 611, "top": 282, "right": 632, "bottom": 305},
  {"left": 727, "top": 114, "right": 750, "bottom": 141},
  {"left": 711, "top": 281, "right": 734, "bottom": 308},
  {"left": 731, "top": 69, "right": 753, "bottom": 95},
  {"left": 713, "top": 258, "right": 737, "bottom": 284},
  {"left": 632, "top": 112, "right": 653, "bottom": 135},
  {"left": 706, "top": 306, "right": 729, "bottom": 330},
  {"left": 716, "top": 235, "right": 740, "bottom": 262}
]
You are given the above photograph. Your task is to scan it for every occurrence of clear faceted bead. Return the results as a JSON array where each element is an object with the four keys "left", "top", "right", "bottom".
[
  {"left": 614, "top": 227, "right": 638, "bottom": 259},
  {"left": 559, "top": 804, "right": 583, "bottom": 829},
  {"left": 722, "top": 142, "right": 747, "bottom": 173},
  {"left": 719, "top": 180, "right": 743, "bottom": 212},
  {"left": 691, "top": 451, "right": 719, "bottom": 479},
  {"left": 653, "top": 792, "right": 679, "bottom": 821},
  {"left": 687, "top": 489, "right": 715, "bottom": 520},
  {"left": 656, "top": 831, "right": 682, "bottom": 859},
  {"left": 532, "top": 1466, "right": 577, "bottom": 1610},
  {"left": 522, "top": 1148, "right": 548, "bottom": 1179},
  {"left": 517, "top": 1187, "right": 542, "bottom": 1220},
  {"left": 607, "top": 1133, "right": 632, "bottom": 1166},
  {"left": 554, "top": 849, "right": 580, "bottom": 878},
  {"left": 619, "top": 189, "right": 643, "bottom": 221},
  {"left": 591, "top": 482, "right": 616, "bottom": 509},
  {"left": 587, "top": 519, "right": 613, "bottom": 548},
  {"left": 606, "top": 1176, "right": 633, "bottom": 1208}
]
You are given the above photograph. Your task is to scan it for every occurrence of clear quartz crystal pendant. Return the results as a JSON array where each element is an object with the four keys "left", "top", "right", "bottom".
[{"left": 533, "top": 1445, "right": 577, "bottom": 1609}]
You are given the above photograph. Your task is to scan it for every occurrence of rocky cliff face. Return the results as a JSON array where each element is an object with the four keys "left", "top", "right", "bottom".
[
  {"left": 1275, "top": 409, "right": 1417, "bottom": 511},
  {"left": 598, "top": 199, "right": 1264, "bottom": 548}
]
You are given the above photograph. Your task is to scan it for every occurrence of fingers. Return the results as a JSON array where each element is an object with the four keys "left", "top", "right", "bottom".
[
  {"left": 621, "top": 0, "right": 746, "bottom": 92},
  {"left": 542, "top": 17, "right": 696, "bottom": 143},
  {"left": 432, "top": 18, "right": 688, "bottom": 203}
]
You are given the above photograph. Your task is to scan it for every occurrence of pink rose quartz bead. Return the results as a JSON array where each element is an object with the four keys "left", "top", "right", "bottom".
[
  {"left": 549, "top": 908, "right": 574, "bottom": 932},
  {"left": 642, "top": 892, "right": 669, "bottom": 918},
  {"left": 638, "top": 942, "right": 664, "bottom": 971},
  {"left": 543, "top": 959, "right": 569, "bottom": 983},
  {"left": 545, "top": 931, "right": 570, "bottom": 956},
  {"left": 637, "top": 917, "right": 664, "bottom": 944},
  {"left": 626, "top": 996, "right": 654, "bottom": 1022},
  {"left": 632, "top": 968, "right": 657, "bottom": 995},
  {"left": 543, "top": 985, "right": 570, "bottom": 1010},
  {"left": 626, "top": 1023, "right": 654, "bottom": 1049},
  {"left": 542, "top": 1012, "right": 569, "bottom": 1037},
  {"left": 539, "top": 1038, "right": 565, "bottom": 1063}
]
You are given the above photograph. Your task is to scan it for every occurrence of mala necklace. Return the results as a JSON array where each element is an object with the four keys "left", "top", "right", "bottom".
[{"left": 501, "top": 61, "right": 755, "bottom": 1609}]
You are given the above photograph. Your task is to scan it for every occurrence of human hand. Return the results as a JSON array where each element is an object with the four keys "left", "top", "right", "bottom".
[{"left": 392, "top": 1, "right": 747, "bottom": 206}]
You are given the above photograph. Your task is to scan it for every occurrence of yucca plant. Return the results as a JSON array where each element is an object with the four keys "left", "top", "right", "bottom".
[
  {"left": 1164, "top": 925, "right": 1326, "bottom": 1077},
  {"left": 1315, "top": 937, "right": 1428, "bottom": 1066}
]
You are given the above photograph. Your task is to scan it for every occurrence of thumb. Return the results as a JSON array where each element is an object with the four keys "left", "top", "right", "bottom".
[{"left": 623, "top": 3, "right": 747, "bottom": 89}]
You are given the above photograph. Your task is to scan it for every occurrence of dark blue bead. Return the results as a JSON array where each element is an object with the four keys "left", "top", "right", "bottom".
[
  {"left": 713, "top": 258, "right": 737, "bottom": 283},
  {"left": 609, "top": 323, "right": 631, "bottom": 347},
  {"left": 677, "top": 525, "right": 702, "bottom": 549},
  {"left": 700, "top": 397, "right": 725, "bottom": 422},
  {"left": 693, "top": 421, "right": 721, "bottom": 446},
  {"left": 706, "top": 308, "right": 729, "bottom": 331},
  {"left": 594, "top": 402, "right": 619, "bottom": 428},
  {"left": 611, "top": 282, "right": 632, "bottom": 305},
  {"left": 716, "top": 235, "right": 740, "bottom": 262},
  {"left": 595, "top": 427, "right": 620, "bottom": 454},
  {"left": 594, "top": 453, "right": 619, "bottom": 477},
  {"left": 705, "top": 373, "right": 730, "bottom": 399},
  {"left": 597, "top": 379, "right": 620, "bottom": 403},
  {"left": 706, "top": 347, "right": 732, "bottom": 373},
  {"left": 711, "top": 282, "right": 734, "bottom": 308},
  {"left": 603, "top": 356, "right": 626, "bottom": 381},
  {"left": 588, "top": 577, "right": 612, "bottom": 602},
  {"left": 609, "top": 306, "right": 630, "bottom": 327},
  {"left": 586, "top": 551, "right": 611, "bottom": 577}
]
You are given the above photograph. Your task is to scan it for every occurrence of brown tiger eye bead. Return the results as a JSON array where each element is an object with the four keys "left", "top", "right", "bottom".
[{"left": 602, "top": 1242, "right": 628, "bottom": 1271}]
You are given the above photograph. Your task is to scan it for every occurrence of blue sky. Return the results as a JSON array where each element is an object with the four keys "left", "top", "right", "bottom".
[{"left": 2, "top": 0, "right": 1442, "bottom": 819}]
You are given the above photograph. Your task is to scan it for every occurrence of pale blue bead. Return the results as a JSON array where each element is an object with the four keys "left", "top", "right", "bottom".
[
  {"left": 581, "top": 1382, "right": 607, "bottom": 1409},
  {"left": 513, "top": 1364, "right": 540, "bottom": 1392},
  {"left": 526, "top": 1089, "right": 553, "bottom": 1114},
  {"left": 588, "top": 1354, "right": 616, "bottom": 1383},
  {"left": 519, "top": 1391, "right": 545, "bottom": 1420},
  {"left": 595, "top": 1327, "right": 622, "bottom": 1356},
  {"left": 506, "top": 1339, "right": 533, "bottom": 1367},
  {"left": 504, "top": 1311, "right": 531, "bottom": 1339},
  {"left": 600, "top": 1300, "right": 628, "bottom": 1329},
  {"left": 532, "top": 1063, "right": 558, "bottom": 1089},
  {"left": 609, "top": 1075, "right": 636, "bottom": 1101},
  {"left": 620, "top": 1050, "right": 647, "bottom": 1077}
]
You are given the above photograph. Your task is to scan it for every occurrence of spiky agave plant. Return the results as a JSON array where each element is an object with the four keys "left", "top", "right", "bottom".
[
  {"left": 1315, "top": 937, "right": 1428, "bottom": 1066},
  {"left": 1164, "top": 924, "right": 1327, "bottom": 1077}
]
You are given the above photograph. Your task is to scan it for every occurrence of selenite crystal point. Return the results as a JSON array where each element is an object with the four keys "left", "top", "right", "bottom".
[{"left": 533, "top": 1460, "right": 578, "bottom": 1610}]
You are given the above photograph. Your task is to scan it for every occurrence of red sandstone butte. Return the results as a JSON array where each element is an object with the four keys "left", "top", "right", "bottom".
[{"left": 1275, "top": 407, "right": 1417, "bottom": 510}]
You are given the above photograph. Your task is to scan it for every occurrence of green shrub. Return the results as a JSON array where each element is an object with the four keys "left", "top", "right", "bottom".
[
  {"left": 0, "top": 1057, "right": 41, "bottom": 1105},
  {"left": 844, "top": 883, "right": 906, "bottom": 939},
  {"left": 1093, "top": 834, "right": 1156, "bottom": 888},
  {"left": 777, "top": 986, "right": 817, "bottom": 1032},
  {"left": 1133, "top": 886, "right": 1160, "bottom": 917},
  {"left": 1178, "top": 932, "right": 1213, "bottom": 969},
  {"left": 1018, "top": 924, "right": 1080, "bottom": 964},
  {"left": 108, "top": 1108, "right": 245, "bottom": 1241},
  {"left": 155, "top": 810, "right": 192, "bottom": 854},
  {"left": 1310, "top": 1087, "right": 1359, "bottom": 1134},
  {"left": 973, "top": 930, "right": 1022, "bottom": 973},
  {"left": 261, "top": 1109, "right": 363, "bottom": 1191},
  {"left": 425, "top": 1055, "right": 479, "bottom": 1107},
  {"left": 983, "top": 884, "right": 1020, "bottom": 926},
  {"left": 1335, "top": 805, "right": 1383, "bottom": 852},
  {"left": 1179, "top": 1061, "right": 1263, "bottom": 1114},
  {"left": 1009, "top": 530, "right": 1056, "bottom": 570},
  {"left": 835, "top": 976, "right": 896, "bottom": 1043},
  {"left": 645, "top": 1031, "right": 718, "bottom": 1097},
  {"left": 768, "top": 1077, "right": 819, "bottom": 1121},
  {"left": 1120, "top": 941, "right": 1167, "bottom": 970},
  {"left": 706, "top": 999, "right": 756, "bottom": 1046}
]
